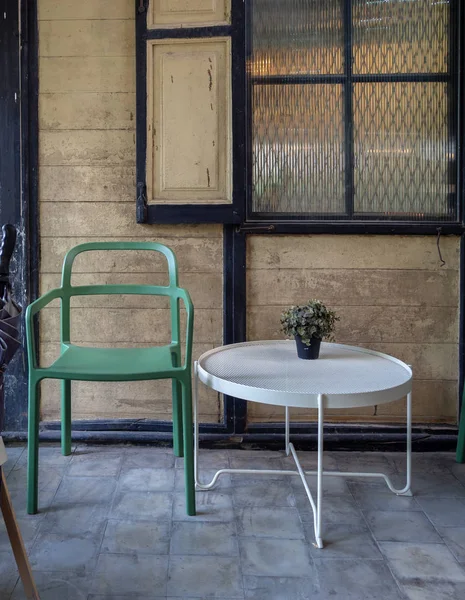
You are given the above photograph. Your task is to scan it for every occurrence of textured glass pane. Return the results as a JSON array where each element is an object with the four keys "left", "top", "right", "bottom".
[
  {"left": 354, "top": 82, "right": 454, "bottom": 218},
  {"left": 250, "top": 0, "right": 343, "bottom": 76},
  {"left": 353, "top": 0, "right": 450, "bottom": 74},
  {"left": 252, "top": 84, "right": 345, "bottom": 215}
]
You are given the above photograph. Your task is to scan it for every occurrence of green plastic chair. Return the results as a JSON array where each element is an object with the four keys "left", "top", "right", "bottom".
[{"left": 25, "top": 242, "right": 195, "bottom": 515}]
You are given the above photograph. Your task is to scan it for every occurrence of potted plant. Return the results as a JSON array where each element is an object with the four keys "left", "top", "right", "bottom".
[{"left": 280, "top": 300, "right": 339, "bottom": 360}]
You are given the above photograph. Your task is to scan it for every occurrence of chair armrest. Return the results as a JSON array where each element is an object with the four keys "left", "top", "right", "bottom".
[
  {"left": 25, "top": 288, "right": 63, "bottom": 371},
  {"left": 177, "top": 288, "right": 194, "bottom": 370}
]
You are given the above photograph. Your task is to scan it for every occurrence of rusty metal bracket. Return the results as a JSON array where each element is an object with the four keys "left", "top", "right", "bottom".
[{"left": 236, "top": 224, "right": 275, "bottom": 233}]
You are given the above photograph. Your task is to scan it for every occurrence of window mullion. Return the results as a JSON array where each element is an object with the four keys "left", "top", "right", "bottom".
[{"left": 343, "top": 0, "right": 354, "bottom": 219}]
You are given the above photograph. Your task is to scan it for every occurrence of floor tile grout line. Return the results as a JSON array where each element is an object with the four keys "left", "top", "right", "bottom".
[
  {"left": 415, "top": 495, "right": 465, "bottom": 566},
  {"left": 354, "top": 488, "right": 411, "bottom": 600}
]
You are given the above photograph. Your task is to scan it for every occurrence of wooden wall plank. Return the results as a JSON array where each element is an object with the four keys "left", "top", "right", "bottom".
[
  {"left": 248, "top": 268, "right": 458, "bottom": 308},
  {"left": 39, "top": 20, "right": 135, "bottom": 57},
  {"left": 41, "top": 307, "right": 223, "bottom": 344},
  {"left": 40, "top": 93, "right": 136, "bottom": 131},
  {"left": 248, "top": 305, "right": 458, "bottom": 344},
  {"left": 38, "top": 0, "right": 134, "bottom": 20},
  {"left": 40, "top": 166, "right": 136, "bottom": 202},
  {"left": 40, "top": 57, "right": 136, "bottom": 93},
  {"left": 349, "top": 342, "right": 458, "bottom": 381},
  {"left": 247, "top": 235, "right": 460, "bottom": 271},
  {"left": 38, "top": 203, "right": 170, "bottom": 238},
  {"left": 247, "top": 381, "right": 457, "bottom": 423},
  {"left": 40, "top": 234, "right": 223, "bottom": 272},
  {"left": 40, "top": 272, "right": 223, "bottom": 310},
  {"left": 40, "top": 130, "right": 135, "bottom": 166},
  {"left": 40, "top": 379, "right": 221, "bottom": 421}
]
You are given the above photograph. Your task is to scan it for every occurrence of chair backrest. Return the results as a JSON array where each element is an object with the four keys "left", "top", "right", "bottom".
[
  {"left": 60, "top": 241, "right": 181, "bottom": 345},
  {"left": 62, "top": 242, "right": 178, "bottom": 289}
]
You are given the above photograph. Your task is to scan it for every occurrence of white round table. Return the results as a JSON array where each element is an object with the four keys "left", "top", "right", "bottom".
[{"left": 194, "top": 341, "right": 413, "bottom": 549}]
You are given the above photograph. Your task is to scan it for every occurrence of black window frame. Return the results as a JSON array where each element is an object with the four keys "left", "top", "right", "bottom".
[{"left": 244, "top": 0, "right": 465, "bottom": 234}]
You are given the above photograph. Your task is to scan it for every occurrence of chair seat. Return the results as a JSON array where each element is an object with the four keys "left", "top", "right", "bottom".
[{"left": 43, "top": 344, "right": 181, "bottom": 381}]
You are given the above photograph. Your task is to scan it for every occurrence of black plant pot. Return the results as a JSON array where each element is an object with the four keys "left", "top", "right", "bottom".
[{"left": 295, "top": 335, "right": 321, "bottom": 360}]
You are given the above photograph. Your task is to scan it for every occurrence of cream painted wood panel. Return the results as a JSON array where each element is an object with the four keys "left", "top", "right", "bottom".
[
  {"left": 248, "top": 269, "right": 458, "bottom": 308},
  {"left": 40, "top": 57, "right": 136, "bottom": 93},
  {"left": 247, "top": 235, "right": 460, "bottom": 270},
  {"left": 38, "top": 0, "right": 133, "bottom": 20},
  {"left": 40, "top": 93, "right": 136, "bottom": 131},
  {"left": 39, "top": 20, "right": 134, "bottom": 57},
  {"left": 147, "top": 38, "right": 232, "bottom": 204},
  {"left": 40, "top": 131, "right": 135, "bottom": 166},
  {"left": 40, "top": 166, "right": 136, "bottom": 202},
  {"left": 148, "top": 0, "right": 230, "bottom": 28},
  {"left": 40, "top": 234, "right": 223, "bottom": 272}
]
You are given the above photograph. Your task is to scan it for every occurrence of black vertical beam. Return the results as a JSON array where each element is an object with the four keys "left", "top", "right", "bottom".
[
  {"left": 0, "top": 0, "right": 37, "bottom": 432},
  {"left": 223, "top": 0, "right": 247, "bottom": 433},
  {"left": 244, "top": 0, "right": 253, "bottom": 221},
  {"left": 343, "top": 0, "right": 354, "bottom": 218},
  {"left": 459, "top": 235, "right": 465, "bottom": 422},
  {"left": 223, "top": 226, "right": 247, "bottom": 433},
  {"left": 457, "top": 0, "right": 465, "bottom": 429},
  {"left": 135, "top": 0, "right": 148, "bottom": 223},
  {"left": 21, "top": 0, "right": 40, "bottom": 316},
  {"left": 458, "top": 0, "right": 465, "bottom": 225}
]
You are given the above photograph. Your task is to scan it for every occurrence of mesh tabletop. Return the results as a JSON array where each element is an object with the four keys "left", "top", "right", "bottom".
[{"left": 197, "top": 341, "right": 412, "bottom": 409}]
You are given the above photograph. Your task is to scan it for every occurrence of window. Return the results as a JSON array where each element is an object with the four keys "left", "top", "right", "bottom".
[{"left": 247, "top": 0, "right": 459, "bottom": 223}]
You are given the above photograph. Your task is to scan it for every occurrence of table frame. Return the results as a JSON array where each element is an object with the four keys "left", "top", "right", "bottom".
[{"left": 193, "top": 360, "right": 412, "bottom": 549}]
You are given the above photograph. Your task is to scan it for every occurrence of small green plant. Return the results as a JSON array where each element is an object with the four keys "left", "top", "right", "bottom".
[{"left": 280, "top": 300, "right": 339, "bottom": 346}]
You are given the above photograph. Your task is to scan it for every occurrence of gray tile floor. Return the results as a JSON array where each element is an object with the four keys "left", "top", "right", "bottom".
[{"left": 1, "top": 444, "right": 465, "bottom": 599}]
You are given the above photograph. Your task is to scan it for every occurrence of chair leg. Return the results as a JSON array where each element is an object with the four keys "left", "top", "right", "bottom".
[
  {"left": 181, "top": 377, "right": 195, "bottom": 516},
  {"left": 1, "top": 471, "right": 41, "bottom": 599},
  {"left": 61, "top": 380, "right": 72, "bottom": 456},
  {"left": 27, "top": 379, "right": 40, "bottom": 515},
  {"left": 172, "top": 379, "right": 184, "bottom": 458},
  {"left": 457, "top": 402, "right": 465, "bottom": 463}
]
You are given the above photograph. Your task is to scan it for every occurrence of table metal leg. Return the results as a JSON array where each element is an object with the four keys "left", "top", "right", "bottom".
[
  {"left": 193, "top": 369, "right": 411, "bottom": 548},
  {"left": 383, "top": 390, "right": 412, "bottom": 496},
  {"left": 316, "top": 393, "right": 324, "bottom": 548},
  {"left": 194, "top": 361, "right": 230, "bottom": 491},
  {"left": 285, "top": 407, "right": 290, "bottom": 456}
]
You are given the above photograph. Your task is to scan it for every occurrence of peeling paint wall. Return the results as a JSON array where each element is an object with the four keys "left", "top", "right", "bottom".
[{"left": 38, "top": 0, "right": 223, "bottom": 423}]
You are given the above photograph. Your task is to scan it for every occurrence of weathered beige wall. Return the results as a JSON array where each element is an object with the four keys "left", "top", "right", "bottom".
[
  {"left": 38, "top": 0, "right": 223, "bottom": 422},
  {"left": 247, "top": 235, "right": 460, "bottom": 424},
  {"left": 37, "top": 0, "right": 461, "bottom": 428}
]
